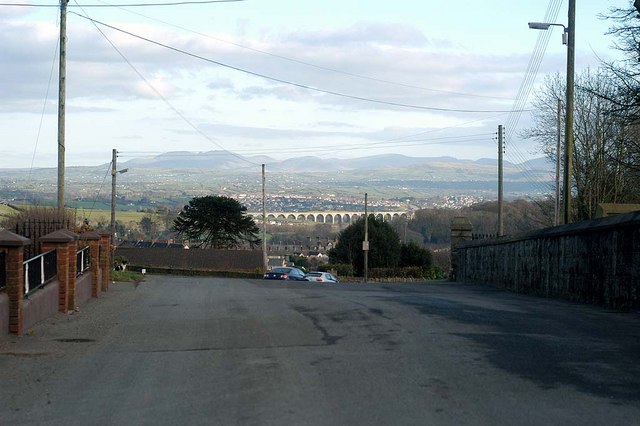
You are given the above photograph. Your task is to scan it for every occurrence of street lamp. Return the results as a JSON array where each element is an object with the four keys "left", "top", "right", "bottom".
[
  {"left": 527, "top": 22, "right": 568, "bottom": 44},
  {"left": 528, "top": 0, "right": 575, "bottom": 224}
]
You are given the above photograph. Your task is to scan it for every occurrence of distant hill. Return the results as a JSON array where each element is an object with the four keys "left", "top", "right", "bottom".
[
  {"left": 120, "top": 150, "right": 553, "bottom": 175},
  {"left": 121, "top": 151, "right": 274, "bottom": 170}
]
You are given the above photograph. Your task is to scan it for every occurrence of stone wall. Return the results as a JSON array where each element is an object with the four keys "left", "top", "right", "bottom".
[
  {"left": 117, "top": 248, "right": 263, "bottom": 273},
  {"left": 454, "top": 211, "right": 640, "bottom": 309}
]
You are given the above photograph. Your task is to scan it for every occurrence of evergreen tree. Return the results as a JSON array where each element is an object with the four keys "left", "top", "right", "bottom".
[
  {"left": 328, "top": 215, "right": 400, "bottom": 275},
  {"left": 173, "top": 195, "right": 260, "bottom": 249}
]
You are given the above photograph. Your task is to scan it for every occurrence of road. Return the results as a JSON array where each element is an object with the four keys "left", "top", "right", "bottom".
[{"left": 1, "top": 276, "right": 639, "bottom": 425}]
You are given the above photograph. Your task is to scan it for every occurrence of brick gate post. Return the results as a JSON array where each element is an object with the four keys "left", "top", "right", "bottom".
[
  {"left": 100, "top": 234, "right": 111, "bottom": 291},
  {"left": 450, "top": 216, "right": 473, "bottom": 281},
  {"left": 79, "top": 231, "right": 101, "bottom": 297},
  {"left": 41, "top": 230, "right": 76, "bottom": 313},
  {"left": 0, "top": 230, "right": 30, "bottom": 335}
]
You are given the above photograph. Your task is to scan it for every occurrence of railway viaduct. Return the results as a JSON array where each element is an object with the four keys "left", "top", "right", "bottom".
[{"left": 247, "top": 210, "right": 411, "bottom": 225}]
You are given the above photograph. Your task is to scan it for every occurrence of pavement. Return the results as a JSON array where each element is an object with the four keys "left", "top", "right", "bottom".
[{"left": 1, "top": 276, "right": 639, "bottom": 425}]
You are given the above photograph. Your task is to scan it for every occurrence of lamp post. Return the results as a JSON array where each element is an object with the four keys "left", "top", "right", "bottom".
[
  {"left": 110, "top": 149, "right": 128, "bottom": 269},
  {"left": 528, "top": 0, "right": 575, "bottom": 224}
]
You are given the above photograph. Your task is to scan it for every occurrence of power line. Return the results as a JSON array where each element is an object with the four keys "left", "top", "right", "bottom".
[
  {"left": 114, "top": 133, "right": 496, "bottom": 159},
  {"left": 97, "top": 2, "right": 515, "bottom": 102},
  {"left": 0, "top": 0, "right": 243, "bottom": 7},
  {"left": 501, "top": 0, "right": 563, "bottom": 195},
  {"left": 25, "top": 32, "right": 60, "bottom": 206},
  {"left": 72, "top": 7, "right": 508, "bottom": 166},
  {"left": 72, "top": 3, "right": 260, "bottom": 166},
  {"left": 84, "top": 160, "right": 113, "bottom": 221},
  {"left": 70, "top": 13, "right": 529, "bottom": 114}
]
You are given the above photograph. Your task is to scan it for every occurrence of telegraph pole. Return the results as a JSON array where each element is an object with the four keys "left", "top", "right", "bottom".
[
  {"left": 262, "top": 164, "right": 268, "bottom": 273},
  {"left": 57, "top": 0, "right": 69, "bottom": 213},
  {"left": 555, "top": 99, "right": 562, "bottom": 226},
  {"left": 563, "top": 0, "right": 575, "bottom": 224},
  {"left": 497, "top": 125, "right": 504, "bottom": 236},
  {"left": 110, "top": 149, "right": 117, "bottom": 268},
  {"left": 110, "top": 149, "right": 128, "bottom": 269},
  {"left": 363, "top": 193, "right": 369, "bottom": 283}
]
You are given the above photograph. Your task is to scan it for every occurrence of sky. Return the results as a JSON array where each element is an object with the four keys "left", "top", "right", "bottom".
[{"left": 0, "top": 0, "right": 631, "bottom": 169}]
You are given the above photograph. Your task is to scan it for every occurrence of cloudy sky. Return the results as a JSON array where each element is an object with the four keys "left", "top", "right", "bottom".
[{"left": 0, "top": 0, "right": 629, "bottom": 169}]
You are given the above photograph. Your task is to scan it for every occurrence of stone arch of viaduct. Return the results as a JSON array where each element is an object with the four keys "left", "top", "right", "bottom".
[{"left": 248, "top": 211, "right": 411, "bottom": 225}]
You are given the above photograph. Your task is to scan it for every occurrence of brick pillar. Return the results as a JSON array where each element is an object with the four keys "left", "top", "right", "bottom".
[
  {"left": 67, "top": 237, "right": 78, "bottom": 310},
  {"left": 100, "top": 234, "right": 111, "bottom": 291},
  {"left": 41, "top": 230, "right": 76, "bottom": 313},
  {"left": 450, "top": 216, "right": 473, "bottom": 281},
  {"left": 79, "top": 232, "right": 101, "bottom": 297},
  {"left": 0, "top": 230, "right": 31, "bottom": 335}
]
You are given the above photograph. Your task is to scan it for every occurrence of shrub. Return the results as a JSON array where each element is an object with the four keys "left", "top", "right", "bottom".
[
  {"left": 369, "top": 267, "right": 423, "bottom": 279},
  {"left": 319, "top": 263, "right": 354, "bottom": 277},
  {"left": 400, "top": 241, "right": 433, "bottom": 271}
]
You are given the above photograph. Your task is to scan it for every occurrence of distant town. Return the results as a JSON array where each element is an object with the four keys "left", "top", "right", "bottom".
[{"left": 0, "top": 152, "right": 552, "bottom": 214}]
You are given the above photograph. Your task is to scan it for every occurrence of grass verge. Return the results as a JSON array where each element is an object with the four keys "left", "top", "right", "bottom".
[{"left": 111, "top": 270, "right": 145, "bottom": 283}]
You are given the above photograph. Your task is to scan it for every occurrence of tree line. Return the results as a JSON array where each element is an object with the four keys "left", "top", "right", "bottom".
[{"left": 522, "top": 4, "right": 640, "bottom": 221}]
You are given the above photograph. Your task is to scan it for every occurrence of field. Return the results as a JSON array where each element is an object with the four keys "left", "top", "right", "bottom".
[
  {"left": 0, "top": 204, "right": 19, "bottom": 221},
  {"left": 74, "top": 208, "right": 148, "bottom": 225},
  {"left": 0, "top": 204, "right": 150, "bottom": 230}
]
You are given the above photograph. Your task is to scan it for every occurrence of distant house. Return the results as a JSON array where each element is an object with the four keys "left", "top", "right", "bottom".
[
  {"left": 268, "top": 256, "right": 286, "bottom": 269},
  {"left": 308, "top": 251, "right": 329, "bottom": 267}
]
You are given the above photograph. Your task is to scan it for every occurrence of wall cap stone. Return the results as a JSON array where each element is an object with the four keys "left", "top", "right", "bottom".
[
  {"left": 459, "top": 210, "right": 640, "bottom": 249},
  {"left": 451, "top": 216, "right": 473, "bottom": 231},
  {"left": 79, "top": 231, "right": 101, "bottom": 241},
  {"left": 40, "top": 229, "right": 77, "bottom": 243},
  {"left": 0, "top": 229, "right": 31, "bottom": 247}
]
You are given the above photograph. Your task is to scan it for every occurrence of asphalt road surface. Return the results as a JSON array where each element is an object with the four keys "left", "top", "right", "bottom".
[{"left": 1, "top": 276, "right": 639, "bottom": 425}]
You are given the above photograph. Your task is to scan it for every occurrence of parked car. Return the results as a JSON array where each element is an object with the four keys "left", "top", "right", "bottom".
[
  {"left": 263, "top": 267, "right": 307, "bottom": 281},
  {"left": 304, "top": 271, "right": 339, "bottom": 283}
]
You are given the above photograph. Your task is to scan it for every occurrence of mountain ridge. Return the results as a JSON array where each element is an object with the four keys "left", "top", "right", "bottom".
[{"left": 118, "top": 150, "right": 553, "bottom": 173}]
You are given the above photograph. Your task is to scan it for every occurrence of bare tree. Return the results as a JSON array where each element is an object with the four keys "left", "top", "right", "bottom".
[{"left": 523, "top": 70, "right": 640, "bottom": 221}]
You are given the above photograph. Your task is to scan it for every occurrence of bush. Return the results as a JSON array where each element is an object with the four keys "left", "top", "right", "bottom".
[
  {"left": 367, "top": 266, "right": 446, "bottom": 280},
  {"left": 319, "top": 263, "right": 354, "bottom": 277},
  {"left": 400, "top": 241, "right": 432, "bottom": 271},
  {"left": 422, "top": 266, "right": 447, "bottom": 280},
  {"left": 369, "top": 267, "right": 423, "bottom": 279}
]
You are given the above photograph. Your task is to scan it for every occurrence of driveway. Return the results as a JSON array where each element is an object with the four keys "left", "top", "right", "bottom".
[{"left": 1, "top": 276, "right": 639, "bottom": 425}]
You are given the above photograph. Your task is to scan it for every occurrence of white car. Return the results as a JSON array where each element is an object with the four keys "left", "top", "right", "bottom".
[{"left": 304, "top": 271, "right": 339, "bottom": 283}]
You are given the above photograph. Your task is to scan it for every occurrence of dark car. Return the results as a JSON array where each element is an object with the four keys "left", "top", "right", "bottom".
[{"left": 263, "top": 267, "right": 307, "bottom": 281}]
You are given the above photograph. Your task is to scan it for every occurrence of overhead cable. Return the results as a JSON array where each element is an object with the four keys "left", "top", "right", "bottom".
[
  {"left": 0, "top": 0, "right": 243, "bottom": 7},
  {"left": 97, "top": 2, "right": 515, "bottom": 101},
  {"left": 70, "top": 13, "right": 528, "bottom": 114},
  {"left": 71, "top": 3, "right": 260, "bottom": 166}
]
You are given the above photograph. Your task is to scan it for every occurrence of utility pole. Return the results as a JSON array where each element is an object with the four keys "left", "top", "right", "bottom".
[
  {"left": 111, "top": 149, "right": 128, "bottom": 269},
  {"left": 555, "top": 99, "right": 562, "bottom": 226},
  {"left": 403, "top": 218, "right": 408, "bottom": 243},
  {"left": 262, "top": 164, "right": 268, "bottom": 273},
  {"left": 57, "top": 0, "right": 69, "bottom": 214},
  {"left": 363, "top": 193, "right": 369, "bottom": 283},
  {"left": 497, "top": 125, "right": 504, "bottom": 237},
  {"left": 563, "top": 0, "right": 576, "bottom": 224},
  {"left": 110, "top": 149, "right": 117, "bottom": 269}
]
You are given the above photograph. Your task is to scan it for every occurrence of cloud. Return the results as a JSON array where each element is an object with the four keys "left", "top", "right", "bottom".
[
  {"left": 0, "top": 9, "right": 555, "bottom": 168},
  {"left": 283, "top": 21, "right": 429, "bottom": 48}
]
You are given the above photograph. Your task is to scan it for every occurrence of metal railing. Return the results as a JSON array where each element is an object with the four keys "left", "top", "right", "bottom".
[
  {"left": 24, "top": 249, "right": 57, "bottom": 295},
  {"left": 0, "top": 251, "right": 6, "bottom": 291},
  {"left": 472, "top": 233, "right": 500, "bottom": 241},
  {"left": 77, "top": 246, "right": 90, "bottom": 276},
  {"left": 16, "top": 219, "right": 72, "bottom": 260}
]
